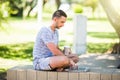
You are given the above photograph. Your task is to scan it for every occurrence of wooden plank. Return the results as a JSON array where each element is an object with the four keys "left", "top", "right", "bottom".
[
  {"left": 112, "top": 74, "right": 120, "bottom": 80},
  {"left": 37, "top": 71, "right": 47, "bottom": 80},
  {"left": 58, "top": 72, "right": 68, "bottom": 80},
  {"left": 7, "top": 69, "right": 17, "bottom": 80},
  {"left": 91, "top": 68, "right": 113, "bottom": 80},
  {"left": 27, "top": 69, "right": 36, "bottom": 80},
  {"left": 100, "top": 69, "right": 114, "bottom": 80},
  {"left": 48, "top": 71, "right": 57, "bottom": 80},
  {"left": 112, "top": 69, "right": 120, "bottom": 80},
  {"left": 17, "top": 69, "right": 27, "bottom": 80},
  {"left": 69, "top": 72, "right": 79, "bottom": 80},
  {"left": 89, "top": 72, "right": 100, "bottom": 80},
  {"left": 101, "top": 74, "right": 111, "bottom": 80},
  {"left": 79, "top": 72, "right": 89, "bottom": 80}
]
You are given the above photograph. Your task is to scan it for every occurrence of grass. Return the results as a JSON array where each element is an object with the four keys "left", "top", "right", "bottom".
[
  {"left": 88, "top": 32, "right": 118, "bottom": 39},
  {"left": 87, "top": 43, "right": 114, "bottom": 53},
  {"left": 0, "top": 42, "right": 33, "bottom": 60}
]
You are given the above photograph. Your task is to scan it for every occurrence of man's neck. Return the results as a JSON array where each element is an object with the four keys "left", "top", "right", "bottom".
[{"left": 50, "top": 24, "right": 56, "bottom": 32}]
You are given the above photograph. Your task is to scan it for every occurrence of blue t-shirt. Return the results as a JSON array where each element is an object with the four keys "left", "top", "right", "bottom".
[{"left": 33, "top": 26, "right": 59, "bottom": 60}]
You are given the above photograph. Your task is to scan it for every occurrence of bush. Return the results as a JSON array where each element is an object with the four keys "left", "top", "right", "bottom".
[{"left": 72, "top": 4, "right": 83, "bottom": 13}]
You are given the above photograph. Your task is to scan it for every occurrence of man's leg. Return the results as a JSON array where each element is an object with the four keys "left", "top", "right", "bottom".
[{"left": 49, "top": 56, "right": 70, "bottom": 69}]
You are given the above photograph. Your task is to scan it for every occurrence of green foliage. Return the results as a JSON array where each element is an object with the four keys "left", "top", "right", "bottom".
[
  {"left": 72, "top": 4, "right": 83, "bottom": 13},
  {"left": 0, "top": 2, "right": 9, "bottom": 29},
  {"left": 0, "top": 42, "right": 34, "bottom": 60}
]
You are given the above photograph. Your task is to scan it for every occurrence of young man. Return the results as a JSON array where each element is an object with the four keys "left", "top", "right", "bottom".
[{"left": 33, "top": 10, "right": 79, "bottom": 71}]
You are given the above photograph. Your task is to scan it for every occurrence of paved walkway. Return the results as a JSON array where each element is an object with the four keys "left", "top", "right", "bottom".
[{"left": 77, "top": 53, "right": 120, "bottom": 69}]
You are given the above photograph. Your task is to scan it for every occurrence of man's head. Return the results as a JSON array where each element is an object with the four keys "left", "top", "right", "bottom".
[
  {"left": 52, "top": 10, "right": 67, "bottom": 29},
  {"left": 52, "top": 10, "right": 67, "bottom": 19}
]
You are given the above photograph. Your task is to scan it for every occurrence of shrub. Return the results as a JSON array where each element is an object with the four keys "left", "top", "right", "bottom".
[{"left": 72, "top": 4, "right": 83, "bottom": 13}]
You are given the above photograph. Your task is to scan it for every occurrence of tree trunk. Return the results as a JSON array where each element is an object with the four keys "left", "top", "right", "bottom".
[
  {"left": 55, "top": 0, "right": 61, "bottom": 9},
  {"left": 99, "top": 0, "right": 120, "bottom": 40},
  {"left": 100, "top": 0, "right": 120, "bottom": 54},
  {"left": 26, "top": 0, "right": 37, "bottom": 17}
]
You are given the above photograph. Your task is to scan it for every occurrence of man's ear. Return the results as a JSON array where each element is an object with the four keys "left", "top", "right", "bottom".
[{"left": 53, "top": 17, "right": 58, "bottom": 21}]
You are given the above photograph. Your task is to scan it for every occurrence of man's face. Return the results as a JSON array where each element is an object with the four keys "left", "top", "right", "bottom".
[{"left": 55, "top": 16, "right": 66, "bottom": 29}]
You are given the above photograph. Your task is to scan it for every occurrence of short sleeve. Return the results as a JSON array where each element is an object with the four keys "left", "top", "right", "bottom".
[{"left": 41, "top": 28, "right": 53, "bottom": 44}]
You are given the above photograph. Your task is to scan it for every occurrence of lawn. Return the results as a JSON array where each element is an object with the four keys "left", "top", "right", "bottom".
[{"left": 0, "top": 17, "right": 119, "bottom": 80}]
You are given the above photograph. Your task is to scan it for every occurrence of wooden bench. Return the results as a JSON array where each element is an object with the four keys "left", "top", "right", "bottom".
[{"left": 7, "top": 65, "right": 120, "bottom": 80}]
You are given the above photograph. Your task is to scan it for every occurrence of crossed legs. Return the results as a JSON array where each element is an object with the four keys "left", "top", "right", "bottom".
[{"left": 49, "top": 54, "right": 79, "bottom": 71}]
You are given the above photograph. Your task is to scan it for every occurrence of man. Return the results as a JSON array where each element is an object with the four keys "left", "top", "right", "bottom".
[{"left": 33, "top": 10, "right": 79, "bottom": 71}]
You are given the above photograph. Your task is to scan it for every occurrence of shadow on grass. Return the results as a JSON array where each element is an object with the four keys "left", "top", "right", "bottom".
[{"left": 0, "top": 42, "right": 34, "bottom": 60}]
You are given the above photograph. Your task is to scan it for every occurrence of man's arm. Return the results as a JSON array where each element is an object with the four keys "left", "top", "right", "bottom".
[{"left": 46, "top": 42, "right": 64, "bottom": 56}]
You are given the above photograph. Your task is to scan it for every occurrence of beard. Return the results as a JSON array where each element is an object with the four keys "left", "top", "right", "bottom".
[
  {"left": 55, "top": 24, "right": 60, "bottom": 29},
  {"left": 55, "top": 22, "right": 61, "bottom": 29},
  {"left": 55, "top": 26, "right": 60, "bottom": 29}
]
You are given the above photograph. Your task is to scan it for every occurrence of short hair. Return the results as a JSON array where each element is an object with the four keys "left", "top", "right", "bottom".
[{"left": 52, "top": 10, "right": 67, "bottom": 19}]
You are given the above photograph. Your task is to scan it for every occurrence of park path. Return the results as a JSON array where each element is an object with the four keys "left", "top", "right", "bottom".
[
  {"left": 0, "top": 58, "right": 32, "bottom": 69},
  {"left": 78, "top": 53, "right": 120, "bottom": 69}
]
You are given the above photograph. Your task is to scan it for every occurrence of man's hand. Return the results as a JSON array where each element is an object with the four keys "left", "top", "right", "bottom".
[
  {"left": 67, "top": 54, "right": 79, "bottom": 63},
  {"left": 69, "top": 59, "right": 75, "bottom": 67}
]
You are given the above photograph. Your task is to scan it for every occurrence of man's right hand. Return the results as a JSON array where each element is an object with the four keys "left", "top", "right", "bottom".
[{"left": 69, "top": 59, "right": 75, "bottom": 67}]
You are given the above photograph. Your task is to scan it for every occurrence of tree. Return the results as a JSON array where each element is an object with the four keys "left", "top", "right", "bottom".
[
  {"left": 55, "top": 0, "right": 61, "bottom": 9},
  {"left": 4, "top": 0, "right": 37, "bottom": 18},
  {"left": 24, "top": 0, "right": 37, "bottom": 17},
  {"left": 100, "top": 0, "right": 120, "bottom": 54},
  {"left": 83, "top": 0, "right": 98, "bottom": 17},
  {"left": 0, "top": 1, "right": 9, "bottom": 30},
  {"left": 42, "top": 0, "right": 61, "bottom": 9},
  {"left": 9, "top": 0, "right": 24, "bottom": 17}
]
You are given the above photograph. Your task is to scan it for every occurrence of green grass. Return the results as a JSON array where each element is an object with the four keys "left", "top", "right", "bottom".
[
  {"left": 87, "top": 43, "right": 114, "bottom": 53},
  {"left": 88, "top": 32, "right": 118, "bottom": 39},
  {"left": 0, "top": 42, "right": 33, "bottom": 60},
  {"left": 0, "top": 40, "right": 115, "bottom": 60},
  {"left": 0, "top": 41, "right": 71, "bottom": 60}
]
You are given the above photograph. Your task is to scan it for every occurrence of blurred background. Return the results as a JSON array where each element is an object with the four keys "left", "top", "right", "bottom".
[{"left": 0, "top": 0, "right": 120, "bottom": 80}]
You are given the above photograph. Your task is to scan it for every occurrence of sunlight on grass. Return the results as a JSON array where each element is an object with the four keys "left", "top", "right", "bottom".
[
  {"left": 0, "top": 42, "right": 33, "bottom": 60},
  {"left": 88, "top": 32, "right": 118, "bottom": 39},
  {"left": 87, "top": 43, "right": 114, "bottom": 53}
]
